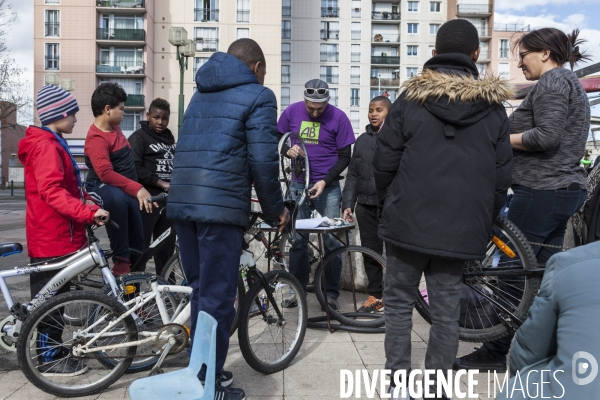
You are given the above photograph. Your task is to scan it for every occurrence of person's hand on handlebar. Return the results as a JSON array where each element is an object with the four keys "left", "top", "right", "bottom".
[
  {"left": 286, "top": 145, "right": 305, "bottom": 159},
  {"left": 93, "top": 209, "right": 110, "bottom": 226},
  {"left": 277, "top": 207, "right": 291, "bottom": 232},
  {"left": 137, "top": 187, "right": 158, "bottom": 213},
  {"left": 342, "top": 208, "right": 355, "bottom": 223},
  {"left": 308, "top": 180, "right": 326, "bottom": 199}
]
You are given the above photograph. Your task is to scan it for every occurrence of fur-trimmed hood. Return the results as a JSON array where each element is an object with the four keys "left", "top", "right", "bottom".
[{"left": 402, "top": 53, "right": 516, "bottom": 126}]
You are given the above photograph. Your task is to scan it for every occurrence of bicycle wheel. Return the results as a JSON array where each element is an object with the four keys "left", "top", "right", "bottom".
[
  {"left": 160, "top": 253, "right": 243, "bottom": 337},
  {"left": 313, "top": 245, "right": 386, "bottom": 328},
  {"left": 278, "top": 132, "right": 310, "bottom": 206},
  {"left": 414, "top": 215, "right": 539, "bottom": 342},
  {"left": 238, "top": 270, "right": 307, "bottom": 374},
  {"left": 16, "top": 291, "right": 136, "bottom": 397},
  {"left": 102, "top": 272, "right": 178, "bottom": 372}
]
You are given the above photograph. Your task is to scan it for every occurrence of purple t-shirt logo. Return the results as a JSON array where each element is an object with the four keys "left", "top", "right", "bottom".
[{"left": 300, "top": 121, "right": 321, "bottom": 144}]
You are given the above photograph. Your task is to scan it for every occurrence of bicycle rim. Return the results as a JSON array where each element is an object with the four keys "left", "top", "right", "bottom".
[{"left": 278, "top": 132, "right": 310, "bottom": 207}]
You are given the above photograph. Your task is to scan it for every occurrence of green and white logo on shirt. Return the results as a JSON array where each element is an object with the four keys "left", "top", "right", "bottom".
[{"left": 300, "top": 121, "right": 321, "bottom": 144}]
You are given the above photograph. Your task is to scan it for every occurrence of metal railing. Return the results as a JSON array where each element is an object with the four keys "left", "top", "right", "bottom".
[
  {"left": 195, "top": 38, "right": 219, "bottom": 52},
  {"left": 351, "top": 52, "right": 361, "bottom": 62},
  {"left": 477, "top": 28, "right": 491, "bottom": 37},
  {"left": 320, "top": 30, "right": 339, "bottom": 39},
  {"left": 281, "top": 74, "right": 290, "bottom": 83},
  {"left": 194, "top": 8, "right": 219, "bottom": 21},
  {"left": 370, "top": 77, "right": 399, "bottom": 86},
  {"left": 494, "top": 24, "right": 531, "bottom": 32},
  {"left": 351, "top": 30, "right": 361, "bottom": 40},
  {"left": 371, "top": 11, "right": 400, "bottom": 20},
  {"left": 477, "top": 51, "right": 489, "bottom": 61},
  {"left": 350, "top": 75, "right": 360, "bottom": 84},
  {"left": 281, "top": 97, "right": 291, "bottom": 107},
  {"left": 45, "top": 0, "right": 60, "bottom": 3},
  {"left": 320, "top": 74, "right": 339, "bottom": 84},
  {"left": 282, "top": 29, "right": 291, "bottom": 39},
  {"left": 96, "top": 60, "right": 145, "bottom": 74},
  {"left": 457, "top": 3, "right": 493, "bottom": 14},
  {"left": 350, "top": 97, "right": 360, "bottom": 106},
  {"left": 237, "top": 10, "right": 250, "bottom": 22},
  {"left": 282, "top": 6, "right": 291, "bottom": 16},
  {"left": 321, "top": 7, "right": 339, "bottom": 17},
  {"left": 124, "top": 94, "right": 145, "bottom": 107},
  {"left": 351, "top": 7, "right": 361, "bottom": 18},
  {"left": 320, "top": 52, "right": 339, "bottom": 62},
  {"left": 281, "top": 51, "right": 291, "bottom": 61},
  {"left": 499, "top": 50, "right": 509, "bottom": 59},
  {"left": 96, "top": 28, "right": 146, "bottom": 41},
  {"left": 45, "top": 22, "right": 60, "bottom": 37},
  {"left": 96, "top": 0, "right": 145, "bottom": 8},
  {"left": 371, "top": 56, "right": 400, "bottom": 64},
  {"left": 372, "top": 34, "right": 400, "bottom": 42},
  {"left": 45, "top": 56, "right": 60, "bottom": 70}
]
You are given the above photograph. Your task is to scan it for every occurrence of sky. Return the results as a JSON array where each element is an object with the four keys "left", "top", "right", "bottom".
[{"left": 2, "top": 0, "right": 600, "bottom": 122}]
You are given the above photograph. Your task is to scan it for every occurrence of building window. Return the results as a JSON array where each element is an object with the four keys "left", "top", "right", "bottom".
[
  {"left": 351, "top": 0, "right": 361, "bottom": 18},
  {"left": 281, "top": 87, "right": 290, "bottom": 107},
  {"left": 321, "top": 0, "right": 339, "bottom": 17},
  {"left": 45, "top": 10, "right": 60, "bottom": 37},
  {"left": 320, "top": 66, "right": 339, "bottom": 84},
  {"left": 99, "top": 78, "right": 143, "bottom": 95},
  {"left": 282, "top": 43, "right": 291, "bottom": 61},
  {"left": 320, "top": 21, "right": 339, "bottom": 40},
  {"left": 350, "top": 110, "right": 360, "bottom": 130},
  {"left": 282, "top": 20, "right": 291, "bottom": 39},
  {"left": 45, "top": 43, "right": 60, "bottom": 70},
  {"left": 499, "top": 39, "right": 509, "bottom": 59},
  {"left": 429, "top": 24, "right": 440, "bottom": 34},
  {"left": 193, "top": 57, "right": 209, "bottom": 77},
  {"left": 407, "top": 23, "right": 418, "bottom": 34},
  {"left": 498, "top": 63, "right": 509, "bottom": 79},
  {"left": 351, "top": 22, "right": 361, "bottom": 40},
  {"left": 195, "top": 28, "right": 219, "bottom": 52},
  {"left": 282, "top": 65, "right": 290, "bottom": 83},
  {"left": 121, "top": 111, "right": 143, "bottom": 137},
  {"left": 237, "top": 0, "right": 250, "bottom": 22},
  {"left": 406, "top": 67, "right": 418, "bottom": 77},
  {"left": 350, "top": 66, "right": 360, "bottom": 84},
  {"left": 350, "top": 89, "right": 360, "bottom": 106},
  {"left": 351, "top": 44, "right": 360, "bottom": 62},
  {"left": 329, "top": 88, "right": 338, "bottom": 106},
  {"left": 407, "top": 45, "right": 418, "bottom": 56},
  {"left": 195, "top": 0, "right": 219, "bottom": 22},
  {"left": 237, "top": 28, "right": 249, "bottom": 39},
  {"left": 320, "top": 43, "right": 339, "bottom": 62},
  {"left": 282, "top": 0, "right": 291, "bottom": 17},
  {"left": 44, "top": 0, "right": 60, "bottom": 3},
  {"left": 430, "top": 2, "right": 440, "bottom": 12},
  {"left": 407, "top": 1, "right": 419, "bottom": 12}
]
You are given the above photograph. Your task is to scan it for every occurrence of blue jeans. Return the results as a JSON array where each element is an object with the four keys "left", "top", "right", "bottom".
[
  {"left": 483, "top": 184, "right": 586, "bottom": 360},
  {"left": 289, "top": 181, "right": 342, "bottom": 299},
  {"left": 175, "top": 221, "right": 243, "bottom": 375}
]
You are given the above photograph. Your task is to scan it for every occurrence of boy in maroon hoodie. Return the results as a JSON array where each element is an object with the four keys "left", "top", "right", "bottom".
[{"left": 18, "top": 84, "right": 109, "bottom": 375}]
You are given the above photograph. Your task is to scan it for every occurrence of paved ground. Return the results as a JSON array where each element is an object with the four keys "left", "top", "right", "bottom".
[{"left": 0, "top": 193, "right": 505, "bottom": 400}]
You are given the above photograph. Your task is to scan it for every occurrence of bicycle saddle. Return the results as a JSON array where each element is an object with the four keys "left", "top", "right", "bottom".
[{"left": 0, "top": 243, "right": 23, "bottom": 257}]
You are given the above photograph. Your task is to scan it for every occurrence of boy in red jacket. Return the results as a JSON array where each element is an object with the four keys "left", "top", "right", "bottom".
[{"left": 18, "top": 84, "right": 109, "bottom": 375}]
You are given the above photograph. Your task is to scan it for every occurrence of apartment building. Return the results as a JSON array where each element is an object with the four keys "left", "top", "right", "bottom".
[{"left": 489, "top": 24, "right": 531, "bottom": 84}]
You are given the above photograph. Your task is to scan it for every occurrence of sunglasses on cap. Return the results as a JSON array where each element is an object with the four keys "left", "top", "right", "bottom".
[{"left": 304, "top": 88, "right": 329, "bottom": 95}]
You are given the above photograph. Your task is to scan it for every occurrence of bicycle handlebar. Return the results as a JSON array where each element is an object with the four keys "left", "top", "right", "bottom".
[
  {"left": 99, "top": 215, "right": 119, "bottom": 229},
  {"left": 147, "top": 192, "right": 169, "bottom": 205}
]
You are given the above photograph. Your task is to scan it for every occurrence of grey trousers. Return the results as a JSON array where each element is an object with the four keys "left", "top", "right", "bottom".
[{"left": 384, "top": 244, "right": 464, "bottom": 397}]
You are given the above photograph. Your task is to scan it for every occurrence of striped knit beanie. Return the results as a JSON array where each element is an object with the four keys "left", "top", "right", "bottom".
[{"left": 37, "top": 85, "right": 80, "bottom": 126}]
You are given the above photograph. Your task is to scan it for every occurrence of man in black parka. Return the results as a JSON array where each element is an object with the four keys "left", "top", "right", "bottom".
[{"left": 373, "top": 20, "right": 514, "bottom": 399}]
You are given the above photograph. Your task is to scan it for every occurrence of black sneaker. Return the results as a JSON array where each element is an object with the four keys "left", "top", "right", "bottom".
[
  {"left": 453, "top": 347, "right": 507, "bottom": 372},
  {"left": 201, "top": 370, "right": 234, "bottom": 387},
  {"left": 320, "top": 297, "right": 339, "bottom": 311},
  {"left": 39, "top": 357, "right": 88, "bottom": 377},
  {"left": 214, "top": 378, "right": 245, "bottom": 400}
]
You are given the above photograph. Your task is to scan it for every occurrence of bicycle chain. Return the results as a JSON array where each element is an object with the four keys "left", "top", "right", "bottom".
[
  {"left": 528, "top": 241, "right": 571, "bottom": 251},
  {"left": 70, "top": 323, "right": 189, "bottom": 360}
]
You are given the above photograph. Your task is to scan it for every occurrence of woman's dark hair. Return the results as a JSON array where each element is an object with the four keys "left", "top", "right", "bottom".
[
  {"left": 148, "top": 98, "right": 171, "bottom": 114},
  {"left": 91, "top": 82, "right": 127, "bottom": 117},
  {"left": 512, "top": 28, "right": 591, "bottom": 70}
]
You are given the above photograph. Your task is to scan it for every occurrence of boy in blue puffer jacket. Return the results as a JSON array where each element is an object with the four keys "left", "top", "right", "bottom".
[{"left": 167, "top": 39, "right": 289, "bottom": 400}]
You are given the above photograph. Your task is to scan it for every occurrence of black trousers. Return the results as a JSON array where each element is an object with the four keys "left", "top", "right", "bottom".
[
  {"left": 138, "top": 206, "right": 176, "bottom": 276},
  {"left": 30, "top": 256, "right": 70, "bottom": 363},
  {"left": 355, "top": 203, "right": 384, "bottom": 298}
]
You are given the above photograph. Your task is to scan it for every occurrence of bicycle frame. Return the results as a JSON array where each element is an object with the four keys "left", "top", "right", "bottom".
[{"left": 130, "top": 225, "right": 176, "bottom": 271}]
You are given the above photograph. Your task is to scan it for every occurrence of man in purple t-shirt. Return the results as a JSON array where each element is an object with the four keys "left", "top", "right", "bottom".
[{"left": 278, "top": 79, "right": 356, "bottom": 310}]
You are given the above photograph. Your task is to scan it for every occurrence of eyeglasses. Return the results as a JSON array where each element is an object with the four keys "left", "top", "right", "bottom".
[
  {"left": 518, "top": 50, "right": 534, "bottom": 61},
  {"left": 305, "top": 88, "right": 329, "bottom": 95}
]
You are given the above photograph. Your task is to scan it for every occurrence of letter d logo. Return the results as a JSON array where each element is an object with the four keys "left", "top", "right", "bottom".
[{"left": 572, "top": 351, "right": 598, "bottom": 385}]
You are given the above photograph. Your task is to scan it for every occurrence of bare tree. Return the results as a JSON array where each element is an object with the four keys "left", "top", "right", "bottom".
[{"left": 0, "top": 0, "right": 32, "bottom": 128}]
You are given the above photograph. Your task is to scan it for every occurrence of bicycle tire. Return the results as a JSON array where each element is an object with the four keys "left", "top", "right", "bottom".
[
  {"left": 160, "top": 251, "right": 243, "bottom": 337},
  {"left": 414, "top": 215, "right": 540, "bottom": 343},
  {"left": 313, "top": 245, "right": 386, "bottom": 328},
  {"left": 237, "top": 270, "right": 307, "bottom": 374},
  {"left": 101, "top": 272, "right": 178, "bottom": 372},
  {"left": 278, "top": 132, "right": 310, "bottom": 207},
  {"left": 16, "top": 291, "right": 136, "bottom": 397}
]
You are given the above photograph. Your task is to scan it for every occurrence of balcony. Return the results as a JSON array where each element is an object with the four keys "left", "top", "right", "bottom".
[
  {"left": 96, "top": 0, "right": 145, "bottom": 13},
  {"left": 371, "top": 11, "right": 400, "bottom": 21},
  {"left": 195, "top": 38, "right": 219, "bottom": 52},
  {"left": 477, "top": 27, "right": 491, "bottom": 39},
  {"left": 494, "top": 24, "right": 531, "bottom": 32},
  {"left": 320, "top": 30, "right": 339, "bottom": 40},
  {"left": 45, "top": 22, "right": 60, "bottom": 37},
  {"left": 456, "top": 3, "right": 492, "bottom": 17},
  {"left": 96, "top": 28, "right": 146, "bottom": 42},
  {"left": 96, "top": 60, "right": 145, "bottom": 75},
  {"left": 237, "top": 10, "right": 250, "bottom": 22},
  {"left": 124, "top": 94, "right": 145, "bottom": 108},
  {"left": 320, "top": 74, "right": 339, "bottom": 84},
  {"left": 371, "top": 56, "right": 400, "bottom": 65},
  {"left": 370, "top": 77, "right": 400, "bottom": 86},
  {"left": 195, "top": 8, "right": 219, "bottom": 21},
  {"left": 320, "top": 52, "right": 339, "bottom": 62},
  {"left": 476, "top": 51, "right": 490, "bottom": 63},
  {"left": 372, "top": 34, "right": 400, "bottom": 43},
  {"left": 321, "top": 7, "right": 339, "bottom": 17}
]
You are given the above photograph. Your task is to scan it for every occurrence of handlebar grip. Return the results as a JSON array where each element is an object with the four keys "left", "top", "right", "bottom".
[{"left": 147, "top": 192, "right": 168, "bottom": 204}]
